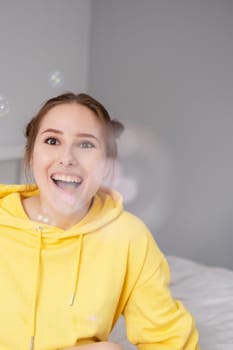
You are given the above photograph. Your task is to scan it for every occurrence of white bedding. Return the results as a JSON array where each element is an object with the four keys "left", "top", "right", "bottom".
[{"left": 110, "top": 255, "right": 233, "bottom": 349}]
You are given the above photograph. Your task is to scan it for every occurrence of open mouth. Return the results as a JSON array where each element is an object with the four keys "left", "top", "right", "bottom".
[{"left": 51, "top": 174, "right": 83, "bottom": 192}]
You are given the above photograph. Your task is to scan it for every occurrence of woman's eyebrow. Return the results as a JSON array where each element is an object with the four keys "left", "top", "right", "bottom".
[
  {"left": 40, "top": 128, "right": 62, "bottom": 135},
  {"left": 76, "top": 133, "right": 100, "bottom": 143}
]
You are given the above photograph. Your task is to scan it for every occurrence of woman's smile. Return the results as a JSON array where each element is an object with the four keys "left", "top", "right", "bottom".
[{"left": 51, "top": 172, "right": 83, "bottom": 193}]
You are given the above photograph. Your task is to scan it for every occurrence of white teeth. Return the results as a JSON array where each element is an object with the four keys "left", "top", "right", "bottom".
[{"left": 52, "top": 174, "right": 81, "bottom": 183}]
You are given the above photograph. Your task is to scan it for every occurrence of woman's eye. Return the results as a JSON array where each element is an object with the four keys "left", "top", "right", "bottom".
[
  {"left": 45, "top": 137, "right": 59, "bottom": 145},
  {"left": 79, "top": 141, "right": 95, "bottom": 148}
]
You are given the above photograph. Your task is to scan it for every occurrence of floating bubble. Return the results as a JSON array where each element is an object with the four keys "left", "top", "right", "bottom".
[
  {"left": 37, "top": 214, "right": 49, "bottom": 224},
  {"left": 113, "top": 161, "right": 139, "bottom": 203},
  {"left": 32, "top": 160, "right": 107, "bottom": 227},
  {"left": 0, "top": 95, "right": 10, "bottom": 117},
  {"left": 87, "top": 315, "right": 97, "bottom": 322},
  {"left": 113, "top": 122, "right": 174, "bottom": 229},
  {"left": 116, "top": 176, "right": 138, "bottom": 203},
  {"left": 48, "top": 70, "right": 64, "bottom": 88}
]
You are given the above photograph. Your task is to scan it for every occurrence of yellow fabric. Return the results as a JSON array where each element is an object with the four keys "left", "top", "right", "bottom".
[{"left": 0, "top": 183, "right": 199, "bottom": 350}]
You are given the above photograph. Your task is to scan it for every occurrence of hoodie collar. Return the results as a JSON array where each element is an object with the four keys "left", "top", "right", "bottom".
[{"left": 0, "top": 184, "right": 123, "bottom": 239}]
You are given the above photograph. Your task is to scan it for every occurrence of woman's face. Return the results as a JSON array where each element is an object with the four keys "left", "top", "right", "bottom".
[{"left": 31, "top": 103, "right": 109, "bottom": 217}]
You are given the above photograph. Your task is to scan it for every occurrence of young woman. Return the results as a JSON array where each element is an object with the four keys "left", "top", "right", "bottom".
[{"left": 0, "top": 93, "right": 199, "bottom": 350}]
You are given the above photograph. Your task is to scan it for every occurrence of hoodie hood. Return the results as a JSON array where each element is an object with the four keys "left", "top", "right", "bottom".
[{"left": 0, "top": 183, "right": 123, "bottom": 239}]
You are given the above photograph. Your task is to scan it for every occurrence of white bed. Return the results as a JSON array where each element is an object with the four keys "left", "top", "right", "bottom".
[{"left": 110, "top": 255, "right": 233, "bottom": 350}]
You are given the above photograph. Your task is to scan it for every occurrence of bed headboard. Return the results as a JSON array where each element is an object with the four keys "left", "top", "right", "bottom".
[{"left": 0, "top": 145, "right": 24, "bottom": 184}]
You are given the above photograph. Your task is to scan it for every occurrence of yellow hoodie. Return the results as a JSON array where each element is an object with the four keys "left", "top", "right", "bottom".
[{"left": 0, "top": 184, "right": 199, "bottom": 350}]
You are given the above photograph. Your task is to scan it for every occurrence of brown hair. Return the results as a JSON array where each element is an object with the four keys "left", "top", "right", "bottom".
[{"left": 24, "top": 92, "right": 124, "bottom": 177}]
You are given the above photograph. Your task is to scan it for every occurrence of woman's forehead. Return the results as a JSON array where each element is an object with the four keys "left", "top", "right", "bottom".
[{"left": 40, "top": 103, "right": 104, "bottom": 130}]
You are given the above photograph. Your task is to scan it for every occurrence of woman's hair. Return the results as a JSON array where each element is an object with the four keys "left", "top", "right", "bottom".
[{"left": 24, "top": 92, "right": 124, "bottom": 177}]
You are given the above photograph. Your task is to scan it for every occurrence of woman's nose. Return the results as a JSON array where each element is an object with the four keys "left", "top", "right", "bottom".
[{"left": 59, "top": 147, "right": 77, "bottom": 166}]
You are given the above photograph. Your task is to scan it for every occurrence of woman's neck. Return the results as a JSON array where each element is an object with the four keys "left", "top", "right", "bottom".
[{"left": 22, "top": 195, "right": 91, "bottom": 230}]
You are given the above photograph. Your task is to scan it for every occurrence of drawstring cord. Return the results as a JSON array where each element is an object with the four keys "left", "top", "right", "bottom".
[
  {"left": 29, "top": 228, "right": 83, "bottom": 349},
  {"left": 70, "top": 235, "right": 83, "bottom": 306},
  {"left": 30, "top": 226, "right": 43, "bottom": 350}
]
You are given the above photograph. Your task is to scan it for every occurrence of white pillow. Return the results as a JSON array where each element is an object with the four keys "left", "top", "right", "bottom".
[{"left": 167, "top": 255, "right": 233, "bottom": 350}]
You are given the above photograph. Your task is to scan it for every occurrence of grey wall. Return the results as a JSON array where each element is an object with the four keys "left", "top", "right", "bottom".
[
  {"left": 88, "top": 0, "right": 233, "bottom": 269},
  {"left": 0, "top": 0, "right": 91, "bottom": 149}
]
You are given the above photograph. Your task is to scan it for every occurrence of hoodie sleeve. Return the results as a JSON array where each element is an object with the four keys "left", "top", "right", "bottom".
[{"left": 123, "top": 229, "right": 200, "bottom": 350}]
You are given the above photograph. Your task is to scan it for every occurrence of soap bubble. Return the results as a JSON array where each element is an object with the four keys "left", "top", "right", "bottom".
[
  {"left": 113, "top": 122, "right": 174, "bottom": 229},
  {"left": 0, "top": 95, "right": 10, "bottom": 117},
  {"left": 37, "top": 214, "right": 49, "bottom": 224},
  {"left": 33, "top": 159, "right": 109, "bottom": 227},
  {"left": 113, "top": 161, "right": 139, "bottom": 203},
  {"left": 48, "top": 70, "right": 64, "bottom": 88}
]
